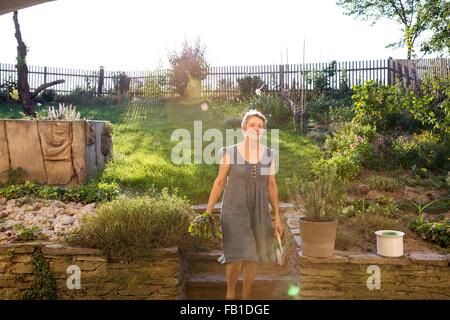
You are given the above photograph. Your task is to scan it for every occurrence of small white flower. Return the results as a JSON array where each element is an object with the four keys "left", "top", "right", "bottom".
[{"left": 255, "top": 89, "right": 261, "bottom": 96}]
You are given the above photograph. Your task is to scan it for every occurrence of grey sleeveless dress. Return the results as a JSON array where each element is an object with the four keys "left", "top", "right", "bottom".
[{"left": 217, "top": 144, "right": 277, "bottom": 264}]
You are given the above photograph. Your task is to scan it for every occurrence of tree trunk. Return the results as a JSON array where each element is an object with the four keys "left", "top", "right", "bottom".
[
  {"left": 13, "top": 11, "right": 65, "bottom": 118},
  {"left": 13, "top": 11, "right": 35, "bottom": 117}
]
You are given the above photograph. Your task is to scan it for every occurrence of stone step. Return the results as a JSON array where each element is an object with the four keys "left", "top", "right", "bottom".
[
  {"left": 185, "top": 274, "right": 296, "bottom": 300},
  {"left": 186, "top": 250, "right": 291, "bottom": 276}
]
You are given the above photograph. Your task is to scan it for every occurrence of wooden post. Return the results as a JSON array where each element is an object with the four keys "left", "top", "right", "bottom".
[
  {"left": 98, "top": 66, "right": 104, "bottom": 95},
  {"left": 387, "top": 57, "right": 393, "bottom": 86}
]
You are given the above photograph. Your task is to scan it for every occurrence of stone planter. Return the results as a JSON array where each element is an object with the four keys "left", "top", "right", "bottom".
[
  {"left": 375, "top": 230, "right": 405, "bottom": 257},
  {"left": 0, "top": 119, "right": 113, "bottom": 186}
]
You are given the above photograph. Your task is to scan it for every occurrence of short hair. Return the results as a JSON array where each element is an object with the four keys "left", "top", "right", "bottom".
[{"left": 241, "top": 109, "right": 267, "bottom": 129}]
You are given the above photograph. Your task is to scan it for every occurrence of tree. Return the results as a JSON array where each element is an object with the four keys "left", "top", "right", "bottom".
[
  {"left": 168, "top": 38, "right": 209, "bottom": 98},
  {"left": 13, "top": 11, "right": 64, "bottom": 117},
  {"left": 420, "top": 0, "right": 450, "bottom": 56},
  {"left": 336, "top": 0, "right": 445, "bottom": 59}
]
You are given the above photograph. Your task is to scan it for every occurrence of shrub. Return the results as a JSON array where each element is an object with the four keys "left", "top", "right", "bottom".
[
  {"left": 40, "top": 89, "right": 57, "bottom": 103},
  {"left": 365, "top": 175, "right": 403, "bottom": 192},
  {"left": 410, "top": 215, "right": 450, "bottom": 248},
  {"left": 247, "top": 93, "right": 293, "bottom": 128},
  {"left": 312, "top": 154, "right": 360, "bottom": 182},
  {"left": 0, "top": 180, "right": 120, "bottom": 204},
  {"left": 168, "top": 39, "right": 208, "bottom": 97},
  {"left": 389, "top": 131, "right": 449, "bottom": 171},
  {"left": 286, "top": 170, "right": 347, "bottom": 222},
  {"left": 306, "top": 96, "right": 353, "bottom": 124},
  {"left": 352, "top": 80, "right": 400, "bottom": 130},
  {"left": 236, "top": 76, "right": 264, "bottom": 100},
  {"left": 69, "top": 190, "right": 195, "bottom": 261},
  {"left": 323, "top": 122, "right": 377, "bottom": 168},
  {"left": 351, "top": 213, "right": 401, "bottom": 241}
]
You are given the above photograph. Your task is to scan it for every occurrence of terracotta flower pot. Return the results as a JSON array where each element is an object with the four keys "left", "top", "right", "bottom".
[{"left": 299, "top": 217, "right": 337, "bottom": 258}]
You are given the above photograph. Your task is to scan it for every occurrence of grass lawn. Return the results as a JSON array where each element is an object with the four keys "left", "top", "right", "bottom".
[{"left": 0, "top": 99, "right": 323, "bottom": 204}]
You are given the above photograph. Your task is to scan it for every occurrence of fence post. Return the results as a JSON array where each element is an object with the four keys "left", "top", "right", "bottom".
[
  {"left": 98, "top": 66, "right": 104, "bottom": 95},
  {"left": 387, "top": 57, "right": 393, "bottom": 85},
  {"left": 279, "top": 65, "right": 284, "bottom": 89},
  {"left": 43, "top": 66, "right": 47, "bottom": 85}
]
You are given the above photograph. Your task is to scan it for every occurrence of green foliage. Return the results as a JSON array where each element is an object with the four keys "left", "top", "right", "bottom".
[
  {"left": 337, "top": 0, "right": 443, "bottom": 59},
  {"left": 352, "top": 80, "right": 404, "bottom": 131},
  {"left": 403, "top": 197, "right": 450, "bottom": 215},
  {"left": 4, "top": 249, "right": 15, "bottom": 260},
  {"left": 69, "top": 190, "right": 194, "bottom": 261},
  {"left": 236, "top": 75, "right": 264, "bottom": 100},
  {"left": 286, "top": 170, "right": 347, "bottom": 222},
  {"left": 312, "top": 154, "right": 360, "bottom": 182},
  {"left": 0, "top": 76, "right": 18, "bottom": 103},
  {"left": 21, "top": 249, "right": 57, "bottom": 300},
  {"left": 314, "top": 122, "right": 378, "bottom": 180},
  {"left": 410, "top": 215, "right": 450, "bottom": 248},
  {"left": 0, "top": 180, "right": 120, "bottom": 204},
  {"left": 307, "top": 96, "right": 354, "bottom": 124},
  {"left": 420, "top": 0, "right": 450, "bottom": 55},
  {"left": 14, "top": 224, "right": 41, "bottom": 241},
  {"left": 389, "top": 131, "right": 450, "bottom": 171},
  {"left": 352, "top": 212, "right": 401, "bottom": 241},
  {"left": 365, "top": 175, "right": 403, "bottom": 192},
  {"left": 39, "top": 89, "right": 57, "bottom": 103},
  {"left": 5, "top": 167, "right": 26, "bottom": 185},
  {"left": 247, "top": 93, "right": 293, "bottom": 128},
  {"left": 168, "top": 38, "right": 208, "bottom": 97},
  {"left": 407, "top": 72, "right": 450, "bottom": 138},
  {"left": 188, "top": 212, "right": 222, "bottom": 241},
  {"left": 340, "top": 196, "right": 399, "bottom": 220}
]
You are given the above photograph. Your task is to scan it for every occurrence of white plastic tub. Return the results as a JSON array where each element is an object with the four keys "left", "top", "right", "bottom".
[{"left": 375, "top": 230, "right": 405, "bottom": 257}]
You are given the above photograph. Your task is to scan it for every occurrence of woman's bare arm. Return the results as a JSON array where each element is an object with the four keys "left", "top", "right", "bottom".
[{"left": 205, "top": 152, "right": 231, "bottom": 214}]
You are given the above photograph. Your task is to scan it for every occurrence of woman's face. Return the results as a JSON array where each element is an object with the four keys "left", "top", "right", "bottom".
[{"left": 243, "top": 116, "right": 265, "bottom": 140}]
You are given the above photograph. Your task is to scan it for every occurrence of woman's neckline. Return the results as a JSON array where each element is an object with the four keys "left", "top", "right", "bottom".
[{"left": 234, "top": 144, "right": 266, "bottom": 164}]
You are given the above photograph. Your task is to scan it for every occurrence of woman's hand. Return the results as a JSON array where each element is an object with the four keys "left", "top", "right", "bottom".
[{"left": 274, "top": 215, "right": 284, "bottom": 238}]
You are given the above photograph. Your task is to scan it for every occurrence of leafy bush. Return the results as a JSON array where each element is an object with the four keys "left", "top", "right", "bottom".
[
  {"left": 0, "top": 180, "right": 120, "bottom": 204},
  {"left": 306, "top": 96, "right": 354, "bottom": 125},
  {"left": 389, "top": 131, "right": 450, "bottom": 171},
  {"left": 236, "top": 75, "right": 264, "bottom": 100},
  {"left": 39, "top": 89, "right": 57, "bottom": 103},
  {"left": 365, "top": 175, "right": 403, "bottom": 192},
  {"left": 314, "top": 122, "right": 378, "bottom": 179},
  {"left": 69, "top": 190, "right": 194, "bottom": 261},
  {"left": 409, "top": 215, "right": 450, "bottom": 248},
  {"left": 168, "top": 39, "right": 208, "bottom": 97},
  {"left": 14, "top": 224, "right": 41, "bottom": 241},
  {"left": 312, "top": 154, "right": 360, "bottom": 182},
  {"left": 247, "top": 93, "right": 293, "bottom": 128}
]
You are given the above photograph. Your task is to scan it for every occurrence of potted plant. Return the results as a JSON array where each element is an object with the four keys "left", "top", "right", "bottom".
[{"left": 287, "top": 170, "right": 347, "bottom": 257}]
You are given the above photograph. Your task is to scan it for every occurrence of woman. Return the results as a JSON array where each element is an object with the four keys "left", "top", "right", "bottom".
[{"left": 204, "top": 109, "right": 283, "bottom": 300}]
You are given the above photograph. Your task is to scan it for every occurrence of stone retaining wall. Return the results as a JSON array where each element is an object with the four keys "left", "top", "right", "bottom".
[
  {"left": 298, "top": 251, "right": 450, "bottom": 299},
  {"left": 0, "top": 242, "right": 184, "bottom": 299}
]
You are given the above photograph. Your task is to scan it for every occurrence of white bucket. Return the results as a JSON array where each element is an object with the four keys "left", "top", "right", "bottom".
[{"left": 375, "top": 230, "right": 405, "bottom": 257}]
